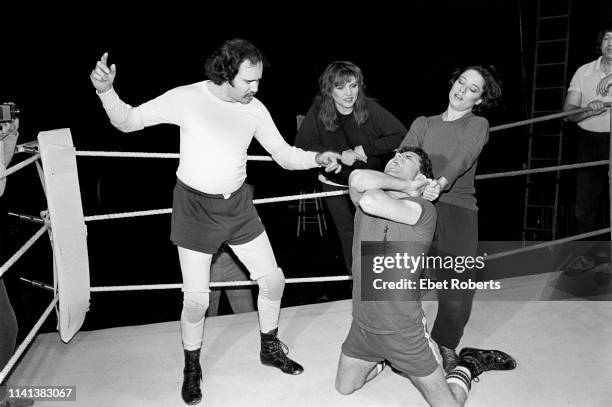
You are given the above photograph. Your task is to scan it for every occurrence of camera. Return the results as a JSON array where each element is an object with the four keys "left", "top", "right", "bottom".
[{"left": 1, "top": 102, "right": 19, "bottom": 122}]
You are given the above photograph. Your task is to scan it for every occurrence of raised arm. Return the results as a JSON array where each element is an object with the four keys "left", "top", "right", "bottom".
[
  {"left": 90, "top": 52, "right": 116, "bottom": 94},
  {"left": 348, "top": 169, "right": 429, "bottom": 206},
  {"left": 89, "top": 52, "right": 178, "bottom": 133},
  {"left": 357, "top": 189, "right": 423, "bottom": 225},
  {"left": 90, "top": 52, "right": 142, "bottom": 132}
]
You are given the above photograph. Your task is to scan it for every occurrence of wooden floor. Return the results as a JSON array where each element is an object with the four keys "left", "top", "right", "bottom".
[{"left": 6, "top": 270, "right": 612, "bottom": 406}]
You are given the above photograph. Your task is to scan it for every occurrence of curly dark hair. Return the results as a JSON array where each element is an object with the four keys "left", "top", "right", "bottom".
[
  {"left": 204, "top": 38, "right": 267, "bottom": 85},
  {"left": 397, "top": 146, "right": 434, "bottom": 179},
  {"left": 448, "top": 65, "right": 503, "bottom": 114},
  {"left": 314, "top": 61, "right": 369, "bottom": 131},
  {"left": 595, "top": 22, "right": 612, "bottom": 54}
]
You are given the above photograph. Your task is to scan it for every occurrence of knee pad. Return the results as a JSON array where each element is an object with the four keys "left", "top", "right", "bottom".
[
  {"left": 182, "top": 292, "right": 210, "bottom": 323},
  {"left": 257, "top": 268, "right": 285, "bottom": 301}
]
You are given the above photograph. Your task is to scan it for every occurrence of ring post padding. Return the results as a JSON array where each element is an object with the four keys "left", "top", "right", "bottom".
[
  {"left": 38, "top": 129, "right": 90, "bottom": 343},
  {"left": 0, "top": 162, "right": 6, "bottom": 196}
]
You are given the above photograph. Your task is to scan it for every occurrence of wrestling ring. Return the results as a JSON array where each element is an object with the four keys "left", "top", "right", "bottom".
[{"left": 1, "top": 105, "right": 611, "bottom": 406}]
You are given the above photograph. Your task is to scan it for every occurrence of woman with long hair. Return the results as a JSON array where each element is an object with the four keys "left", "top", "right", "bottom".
[{"left": 295, "top": 61, "right": 406, "bottom": 274}]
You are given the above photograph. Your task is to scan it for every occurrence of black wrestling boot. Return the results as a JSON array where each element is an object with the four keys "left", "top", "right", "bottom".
[
  {"left": 181, "top": 349, "right": 202, "bottom": 405},
  {"left": 260, "top": 328, "right": 304, "bottom": 375},
  {"left": 438, "top": 344, "right": 459, "bottom": 373},
  {"left": 457, "top": 347, "right": 517, "bottom": 379}
]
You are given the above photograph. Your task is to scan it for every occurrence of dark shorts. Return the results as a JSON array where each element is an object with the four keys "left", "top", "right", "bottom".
[
  {"left": 170, "top": 179, "right": 265, "bottom": 254},
  {"left": 341, "top": 319, "right": 439, "bottom": 377}
]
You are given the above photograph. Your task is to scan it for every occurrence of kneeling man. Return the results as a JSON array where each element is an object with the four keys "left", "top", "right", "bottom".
[{"left": 336, "top": 146, "right": 516, "bottom": 407}]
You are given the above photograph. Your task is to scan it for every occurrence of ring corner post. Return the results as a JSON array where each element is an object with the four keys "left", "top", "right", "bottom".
[{"left": 38, "top": 128, "right": 90, "bottom": 343}]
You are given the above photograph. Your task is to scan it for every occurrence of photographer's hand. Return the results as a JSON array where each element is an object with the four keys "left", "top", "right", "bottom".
[{"left": 90, "top": 52, "right": 117, "bottom": 94}]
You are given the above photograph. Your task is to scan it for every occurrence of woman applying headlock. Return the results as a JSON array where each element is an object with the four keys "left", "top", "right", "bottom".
[{"left": 399, "top": 65, "right": 502, "bottom": 373}]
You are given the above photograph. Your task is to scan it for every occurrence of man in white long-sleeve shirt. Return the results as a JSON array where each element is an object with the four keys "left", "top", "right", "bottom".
[{"left": 90, "top": 38, "right": 341, "bottom": 406}]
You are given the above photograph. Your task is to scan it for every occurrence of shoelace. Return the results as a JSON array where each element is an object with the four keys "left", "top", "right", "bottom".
[
  {"left": 267, "top": 338, "right": 293, "bottom": 363},
  {"left": 185, "top": 360, "right": 202, "bottom": 381}
]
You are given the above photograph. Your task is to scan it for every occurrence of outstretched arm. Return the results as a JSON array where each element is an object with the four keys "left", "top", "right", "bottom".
[
  {"left": 90, "top": 52, "right": 140, "bottom": 132},
  {"left": 315, "top": 151, "right": 342, "bottom": 174},
  {"left": 89, "top": 52, "right": 178, "bottom": 132},
  {"left": 254, "top": 104, "right": 341, "bottom": 171}
]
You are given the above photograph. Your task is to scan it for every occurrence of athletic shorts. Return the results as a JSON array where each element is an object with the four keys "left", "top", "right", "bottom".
[
  {"left": 341, "top": 319, "right": 439, "bottom": 377},
  {"left": 170, "top": 179, "right": 265, "bottom": 254}
]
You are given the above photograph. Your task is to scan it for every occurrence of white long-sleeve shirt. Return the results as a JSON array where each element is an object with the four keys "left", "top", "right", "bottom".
[{"left": 98, "top": 81, "right": 318, "bottom": 194}]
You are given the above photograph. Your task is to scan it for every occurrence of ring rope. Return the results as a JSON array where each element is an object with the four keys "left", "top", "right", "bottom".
[
  {"left": 76, "top": 151, "right": 273, "bottom": 161},
  {"left": 89, "top": 227, "right": 609, "bottom": 292},
  {"left": 8, "top": 109, "right": 608, "bottom": 307},
  {"left": 1, "top": 154, "right": 40, "bottom": 180},
  {"left": 19, "top": 277, "right": 54, "bottom": 291},
  {"left": 0, "top": 295, "right": 58, "bottom": 383},
  {"left": 0, "top": 223, "right": 50, "bottom": 279},
  {"left": 489, "top": 105, "right": 609, "bottom": 132},
  {"left": 82, "top": 156, "right": 603, "bottom": 223},
  {"left": 83, "top": 190, "right": 349, "bottom": 222},
  {"left": 71, "top": 105, "right": 611, "bottom": 161},
  {"left": 485, "top": 228, "right": 610, "bottom": 260},
  {"left": 8, "top": 212, "right": 45, "bottom": 224},
  {"left": 5, "top": 105, "right": 607, "bottom": 385},
  {"left": 84, "top": 208, "right": 172, "bottom": 222},
  {"left": 253, "top": 189, "right": 347, "bottom": 204},
  {"left": 91, "top": 275, "right": 353, "bottom": 292},
  {"left": 476, "top": 160, "right": 609, "bottom": 180}
]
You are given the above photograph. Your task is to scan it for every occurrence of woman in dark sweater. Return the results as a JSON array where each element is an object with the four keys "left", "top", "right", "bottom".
[
  {"left": 295, "top": 61, "right": 406, "bottom": 274},
  {"left": 399, "top": 65, "right": 502, "bottom": 373}
]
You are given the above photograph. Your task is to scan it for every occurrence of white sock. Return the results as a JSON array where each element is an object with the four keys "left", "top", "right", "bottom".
[{"left": 446, "top": 366, "right": 472, "bottom": 395}]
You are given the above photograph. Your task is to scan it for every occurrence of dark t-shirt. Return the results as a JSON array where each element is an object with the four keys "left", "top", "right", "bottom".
[
  {"left": 400, "top": 113, "right": 489, "bottom": 210},
  {"left": 351, "top": 195, "right": 436, "bottom": 334}
]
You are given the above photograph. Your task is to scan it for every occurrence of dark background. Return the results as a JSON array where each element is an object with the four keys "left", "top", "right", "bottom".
[{"left": 2, "top": 1, "right": 611, "bottom": 337}]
